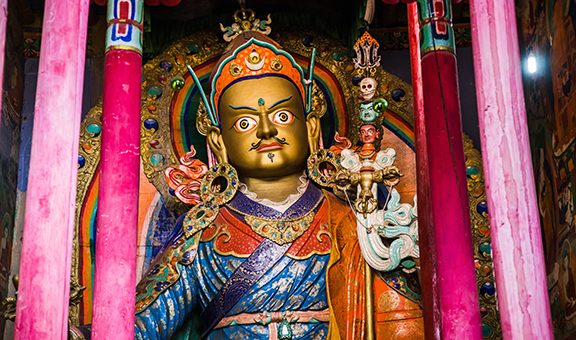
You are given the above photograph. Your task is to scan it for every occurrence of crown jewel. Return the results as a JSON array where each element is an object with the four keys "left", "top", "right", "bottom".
[
  {"left": 219, "top": 8, "right": 272, "bottom": 42},
  {"left": 210, "top": 38, "right": 307, "bottom": 122}
]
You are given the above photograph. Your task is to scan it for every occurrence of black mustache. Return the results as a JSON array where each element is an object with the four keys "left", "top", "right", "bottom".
[{"left": 249, "top": 137, "right": 289, "bottom": 151}]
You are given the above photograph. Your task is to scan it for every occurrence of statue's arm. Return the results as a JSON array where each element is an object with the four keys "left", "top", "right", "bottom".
[
  {"left": 134, "top": 223, "right": 203, "bottom": 340},
  {"left": 135, "top": 261, "right": 198, "bottom": 339}
]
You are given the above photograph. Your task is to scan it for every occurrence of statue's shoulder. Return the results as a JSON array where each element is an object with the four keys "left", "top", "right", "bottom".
[
  {"left": 322, "top": 189, "right": 353, "bottom": 211},
  {"left": 181, "top": 202, "right": 221, "bottom": 238},
  {"left": 321, "top": 189, "right": 356, "bottom": 222}
]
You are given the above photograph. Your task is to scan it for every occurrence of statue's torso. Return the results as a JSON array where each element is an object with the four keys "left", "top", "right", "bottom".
[{"left": 196, "top": 204, "right": 332, "bottom": 339}]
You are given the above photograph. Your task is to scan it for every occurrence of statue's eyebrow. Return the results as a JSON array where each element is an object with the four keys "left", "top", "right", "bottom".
[
  {"left": 268, "top": 96, "right": 293, "bottom": 110},
  {"left": 228, "top": 104, "right": 258, "bottom": 111}
]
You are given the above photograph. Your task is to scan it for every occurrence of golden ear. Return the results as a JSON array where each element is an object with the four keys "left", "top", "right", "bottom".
[
  {"left": 206, "top": 126, "right": 228, "bottom": 164},
  {"left": 306, "top": 82, "right": 326, "bottom": 153},
  {"left": 306, "top": 115, "right": 321, "bottom": 154}
]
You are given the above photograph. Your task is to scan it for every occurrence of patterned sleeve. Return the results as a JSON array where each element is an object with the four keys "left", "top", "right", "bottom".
[{"left": 134, "top": 222, "right": 203, "bottom": 340}]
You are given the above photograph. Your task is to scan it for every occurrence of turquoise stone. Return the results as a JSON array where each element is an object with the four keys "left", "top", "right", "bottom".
[
  {"left": 277, "top": 320, "right": 292, "bottom": 340},
  {"left": 86, "top": 123, "right": 101, "bottom": 136},
  {"left": 481, "top": 323, "right": 493, "bottom": 337},
  {"left": 150, "top": 153, "right": 164, "bottom": 166},
  {"left": 479, "top": 242, "right": 491, "bottom": 255},
  {"left": 258, "top": 98, "right": 265, "bottom": 106},
  {"left": 186, "top": 43, "right": 200, "bottom": 54},
  {"left": 466, "top": 165, "right": 479, "bottom": 176},
  {"left": 147, "top": 86, "right": 163, "bottom": 98},
  {"left": 402, "top": 259, "right": 416, "bottom": 269}
]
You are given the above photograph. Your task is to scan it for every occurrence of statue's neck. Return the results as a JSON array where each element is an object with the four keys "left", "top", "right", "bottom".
[{"left": 240, "top": 172, "right": 305, "bottom": 203}]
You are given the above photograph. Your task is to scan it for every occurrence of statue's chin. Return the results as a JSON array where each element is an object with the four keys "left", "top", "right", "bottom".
[
  {"left": 236, "top": 164, "right": 306, "bottom": 180},
  {"left": 229, "top": 150, "right": 309, "bottom": 180}
]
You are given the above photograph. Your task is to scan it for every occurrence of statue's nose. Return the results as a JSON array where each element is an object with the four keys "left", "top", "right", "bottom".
[{"left": 256, "top": 113, "right": 278, "bottom": 139}]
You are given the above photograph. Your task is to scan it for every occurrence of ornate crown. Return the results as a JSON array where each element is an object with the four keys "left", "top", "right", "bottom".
[
  {"left": 186, "top": 9, "right": 316, "bottom": 129},
  {"left": 210, "top": 38, "right": 308, "bottom": 121}
]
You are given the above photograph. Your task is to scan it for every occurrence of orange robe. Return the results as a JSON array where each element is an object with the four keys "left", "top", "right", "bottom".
[{"left": 324, "top": 192, "right": 424, "bottom": 339}]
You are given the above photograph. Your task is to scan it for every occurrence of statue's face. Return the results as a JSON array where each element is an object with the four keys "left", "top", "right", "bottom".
[
  {"left": 359, "top": 124, "right": 380, "bottom": 144},
  {"left": 217, "top": 76, "right": 309, "bottom": 178},
  {"left": 359, "top": 102, "right": 379, "bottom": 123}
]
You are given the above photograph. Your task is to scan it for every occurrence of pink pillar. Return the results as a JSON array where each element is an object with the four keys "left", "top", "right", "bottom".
[
  {"left": 469, "top": 0, "right": 554, "bottom": 338},
  {"left": 0, "top": 0, "right": 7, "bottom": 121},
  {"left": 14, "top": 0, "right": 90, "bottom": 338},
  {"left": 416, "top": 0, "right": 482, "bottom": 338},
  {"left": 90, "top": 0, "right": 143, "bottom": 339},
  {"left": 407, "top": 3, "right": 440, "bottom": 339}
]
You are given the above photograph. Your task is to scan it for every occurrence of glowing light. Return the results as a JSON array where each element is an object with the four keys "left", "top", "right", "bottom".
[{"left": 527, "top": 53, "right": 538, "bottom": 74}]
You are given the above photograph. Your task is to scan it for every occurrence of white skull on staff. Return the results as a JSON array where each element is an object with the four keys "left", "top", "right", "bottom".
[{"left": 359, "top": 77, "right": 377, "bottom": 101}]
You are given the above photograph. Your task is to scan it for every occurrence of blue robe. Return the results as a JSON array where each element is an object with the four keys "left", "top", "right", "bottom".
[{"left": 135, "top": 186, "right": 331, "bottom": 339}]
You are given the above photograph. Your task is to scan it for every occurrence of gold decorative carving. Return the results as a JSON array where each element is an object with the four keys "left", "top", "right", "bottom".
[
  {"left": 244, "top": 211, "right": 315, "bottom": 245},
  {"left": 140, "top": 31, "right": 227, "bottom": 213},
  {"left": 464, "top": 136, "right": 501, "bottom": 339}
]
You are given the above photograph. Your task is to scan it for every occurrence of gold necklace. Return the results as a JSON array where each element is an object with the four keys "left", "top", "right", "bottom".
[{"left": 226, "top": 199, "right": 322, "bottom": 245}]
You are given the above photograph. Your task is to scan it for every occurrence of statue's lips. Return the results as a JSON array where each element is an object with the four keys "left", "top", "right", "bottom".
[{"left": 256, "top": 142, "right": 283, "bottom": 152}]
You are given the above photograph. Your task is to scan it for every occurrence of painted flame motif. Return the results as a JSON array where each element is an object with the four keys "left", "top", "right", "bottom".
[{"left": 164, "top": 146, "right": 208, "bottom": 205}]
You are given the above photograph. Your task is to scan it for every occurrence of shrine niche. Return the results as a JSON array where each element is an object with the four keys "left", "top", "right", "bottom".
[{"left": 71, "top": 11, "right": 500, "bottom": 338}]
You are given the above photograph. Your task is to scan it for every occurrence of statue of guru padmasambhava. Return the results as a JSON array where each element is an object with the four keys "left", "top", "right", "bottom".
[{"left": 73, "top": 20, "right": 424, "bottom": 340}]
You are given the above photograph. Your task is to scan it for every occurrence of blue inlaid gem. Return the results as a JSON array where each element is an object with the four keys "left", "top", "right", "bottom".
[
  {"left": 159, "top": 60, "right": 173, "bottom": 72},
  {"left": 302, "top": 35, "right": 313, "bottom": 47},
  {"left": 480, "top": 282, "right": 496, "bottom": 296},
  {"left": 78, "top": 155, "right": 85, "bottom": 168},
  {"left": 391, "top": 88, "right": 405, "bottom": 102},
  {"left": 144, "top": 118, "right": 159, "bottom": 130},
  {"left": 477, "top": 201, "right": 488, "bottom": 215},
  {"left": 258, "top": 98, "right": 265, "bottom": 106},
  {"left": 352, "top": 76, "right": 363, "bottom": 86}
]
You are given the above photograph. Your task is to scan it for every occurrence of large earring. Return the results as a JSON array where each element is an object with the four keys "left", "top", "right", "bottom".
[{"left": 182, "top": 162, "right": 239, "bottom": 237}]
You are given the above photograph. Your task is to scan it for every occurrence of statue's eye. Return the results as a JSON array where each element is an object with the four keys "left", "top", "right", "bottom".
[
  {"left": 272, "top": 110, "right": 295, "bottom": 125},
  {"left": 233, "top": 117, "right": 257, "bottom": 132}
]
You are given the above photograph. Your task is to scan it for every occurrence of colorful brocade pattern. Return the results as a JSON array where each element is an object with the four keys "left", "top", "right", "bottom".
[{"left": 134, "top": 186, "right": 424, "bottom": 339}]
